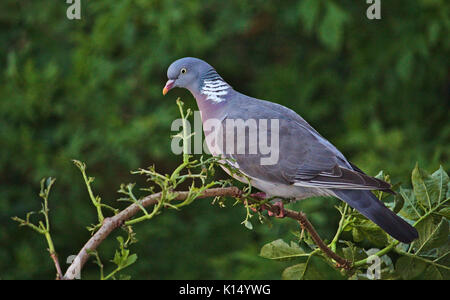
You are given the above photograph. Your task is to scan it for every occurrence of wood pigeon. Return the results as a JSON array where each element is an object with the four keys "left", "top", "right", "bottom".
[{"left": 163, "top": 57, "right": 418, "bottom": 243}]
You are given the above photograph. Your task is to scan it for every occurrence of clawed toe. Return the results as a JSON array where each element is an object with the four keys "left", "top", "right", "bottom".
[
  {"left": 250, "top": 192, "right": 267, "bottom": 199},
  {"left": 268, "top": 201, "right": 286, "bottom": 218}
]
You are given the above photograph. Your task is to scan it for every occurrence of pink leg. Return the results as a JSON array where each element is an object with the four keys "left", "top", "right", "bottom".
[
  {"left": 250, "top": 192, "right": 267, "bottom": 199},
  {"left": 267, "top": 201, "right": 286, "bottom": 218},
  {"left": 245, "top": 192, "right": 268, "bottom": 213},
  {"left": 245, "top": 193, "right": 286, "bottom": 218}
]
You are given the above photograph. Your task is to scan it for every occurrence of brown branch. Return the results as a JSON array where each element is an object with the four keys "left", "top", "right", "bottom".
[
  {"left": 63, "top": 186, "right": 349, "bottom": 279},
  {"left": 50, "top": 252, "right": 63, "bottom": 280},
  {"left": 296, "top": 213, "right": 350, "bottom": 269},
  {"left": 249, "top": 199, "right": 351, "bottom": 269},
  {"left": 63, "top": 187, "right": 242, "bottom": 280}
]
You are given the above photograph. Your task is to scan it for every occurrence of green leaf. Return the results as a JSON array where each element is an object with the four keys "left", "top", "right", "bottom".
[
  {"left": 393, "top": 194, "right": 405, "bottom": 214},
  {"left": 243, "top": 220, "right": 253, "bottom": 230},
  {"left": 352, "top": 218, "right": 389, "bottom": 247},
  {"left": 431, "top": 166, "right": 450, "bottom": 203},
  {"left": 124, "top": 253, "right": 138, "bottom": 268},
  {"left": 282, "top": 263, "right": 307, "bottom": 280},
  {"left": 423, "top": 264, "right": 449, "bottom": 280},
  {"left": 395, "top": 256, "right": 427, "bottom": 280},
  {"left": 437, "top": 207, "right": 450, "bottom": 218},
  {"left": 412, "top": 216, "right": 449, "bottom": 253},
  {"left": 399, "top": 187, "right": 423, "bottom": 220},
  {"left": 412, "top": 164, "right": 432, "bottom": 209},
  {"left": 260, "top": 239, "right": 307, "bottom": 261},
  {"left": 446, "top": 182, "right": 450, "bottom": 200},
  {"left": 339, "top": 241, "right": 367, "bottom": 262},
  {"left": 352, "top": 227, "right": 364, "bottom": 243},
  {"left": 282, "top": 256, "right": 343, "bottom": 280},
  {"left": 113, "top": 250, "right": 123, "bottom": 267},
  {"left": 412, "top": 164, "right": 449, "bottom": 210},
  {"left": 416, "top": 245, "right": 450, "bottom": 280},
  {"left": 374, "top": 170, "right": 385, "bottom": 181}
]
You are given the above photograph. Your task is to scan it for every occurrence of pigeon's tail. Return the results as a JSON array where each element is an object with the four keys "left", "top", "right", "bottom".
[{"left": 332, "top": 189, "right": 418, "bottom": 243}]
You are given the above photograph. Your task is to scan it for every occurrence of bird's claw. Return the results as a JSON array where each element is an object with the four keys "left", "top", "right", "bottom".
[
  {"left": 245, "top": 193, "right": 285, "bottom": 217},
  {"left": 244, "top": 199, "right": 262, "bottom": 213},
  {"left": 244, "top": 192, "right": 268, "bottom": 213},
  {"left": 250, "top": 192, "right": 267, "bottom": 200},
  {"left": 268, "top": 201, "right": 286, "bottom": 218}
]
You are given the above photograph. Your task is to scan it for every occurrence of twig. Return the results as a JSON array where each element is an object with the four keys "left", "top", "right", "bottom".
[
  {"left": 63, "top": 187, "right": 242, "bottom": 280},
  {"left": 255, "top": 201, "right": 351, "bottom": 269},
  {"left": 63, "top": 185, "right": 352, "bottom": 279},
  {"left": 297, "top": 213, "right": 351, "bottom": 269},
  {"left": 50, "top": 252, "right": 63, "bottom": 280}
]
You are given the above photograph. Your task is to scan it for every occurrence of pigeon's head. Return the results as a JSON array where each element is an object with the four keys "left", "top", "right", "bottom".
[{"left": 163, "top": 57, "right": 213, "bottom": 95}]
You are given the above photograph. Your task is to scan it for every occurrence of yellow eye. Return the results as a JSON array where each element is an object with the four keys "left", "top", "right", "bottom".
[{"left": 180, "top": 68, "right": 187, "bottom": 74}]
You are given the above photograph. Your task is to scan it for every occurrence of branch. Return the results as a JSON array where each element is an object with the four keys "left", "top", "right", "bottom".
[
  {"left": 64, "top": 185, "right": 351, "bottom": 279},
  {"left": 50, "top": 252, "right": 63, "bottom": 280},
  {"left": 63, "top": 187, "right": 242, "bottom": 280},
  {"left": 253, "top": 201, "right": 351, "bottom": 269},
  {"left": 12, "top": 177, "right": 64, "bottom": 279}
]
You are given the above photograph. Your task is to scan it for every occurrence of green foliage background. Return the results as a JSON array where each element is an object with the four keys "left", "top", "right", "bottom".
[{"left": 0, "top": 0, "right": 448, "bottom": 279}]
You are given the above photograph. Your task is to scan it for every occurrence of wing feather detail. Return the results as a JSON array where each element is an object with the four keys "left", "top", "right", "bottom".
[{"left": 293, "top": 164, "right": 394, "bottom": 193}]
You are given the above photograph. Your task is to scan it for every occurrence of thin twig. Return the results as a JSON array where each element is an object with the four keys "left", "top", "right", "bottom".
[
  {"left": 255, "top": 201, "right": 351, "bottom": 269},
  {"left": 63, "top": 186, "right": 351, "bottom": 279},
  {"left": 297, "top": 213, "right": 351, "bottom": 269},
  {"left": 50, "top": 252, "right": 63, "bottom": 280},
  {"left": 63, "top": 187, "right": 241, "bottom": 280}
]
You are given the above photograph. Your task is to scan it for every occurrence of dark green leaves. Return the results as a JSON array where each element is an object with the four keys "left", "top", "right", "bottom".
[
  {"left": 390, "top": 165, "right": 450, "bottom": 279},
  {"left": 260, "top": 239, "right": 308, "bottom": 261},
  {"left": 412, "top": 165, "right": 449, "bottom": 210},
  {"left": 281, "top": 263, "right": 308, "bottom": 280},
  {"left": 412, "top": 216, "right": 448, "bottom": 254},
  {"left": 351, "top": 218, "right": 389, "bottom": 247},
  {"left": 395, "top": 256, "right": 427, "bottom": 280},
  {"left": 260, "top": 165, "right": 449, "bottom": 280},
  {"left": 112, "top": 236, "right": 138, "bottom": 270},
  {"left": 282, "top": 256, "right": 344, "bottom": 280},
  {"left": 399, "top": 187, "right": 423, "bottom": 220}
]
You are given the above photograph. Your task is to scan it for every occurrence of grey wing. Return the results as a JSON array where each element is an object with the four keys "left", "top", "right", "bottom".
[
  {"left": 222, "top": 100, "right": 392, "bottom": 192},
  {"left": 279, "top": 118, "right": 392, "bottom": 191}
]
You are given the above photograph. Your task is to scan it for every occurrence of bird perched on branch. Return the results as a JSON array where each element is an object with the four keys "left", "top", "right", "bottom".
[{"left": 162, "top": 57, "right": 418, "bottom": 243}]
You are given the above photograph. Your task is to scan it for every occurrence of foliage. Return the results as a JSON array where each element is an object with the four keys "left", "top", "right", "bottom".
[
  {"left": 1, "top": 0, "right": 449, "bottom": 279},
  {"left": 260, "top": 165, "right": 449, "bottom": 279},
  {"left": 10, "top": 100, "right": 253, "bottom": 279},
  {"left": 11, "top": 101, "right": 449, "bottom": 280}
]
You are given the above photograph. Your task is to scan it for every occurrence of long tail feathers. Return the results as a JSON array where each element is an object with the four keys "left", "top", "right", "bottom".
[{"left": 332, "top": 189, "right": 418, "bottom": 243}]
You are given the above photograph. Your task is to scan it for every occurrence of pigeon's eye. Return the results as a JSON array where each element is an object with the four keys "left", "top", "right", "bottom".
[{"left": 180, "top": 68, "right": 187, "bottom": 74}]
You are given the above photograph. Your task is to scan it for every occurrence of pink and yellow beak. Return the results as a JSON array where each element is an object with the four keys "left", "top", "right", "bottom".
[{"left": 162, "top": 79, "right": 175, "bottom": 95}]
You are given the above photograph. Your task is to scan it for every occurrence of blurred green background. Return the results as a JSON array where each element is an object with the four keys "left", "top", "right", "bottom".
[{"left": 0, "top": 0, "right": 448, "bottom": 279}]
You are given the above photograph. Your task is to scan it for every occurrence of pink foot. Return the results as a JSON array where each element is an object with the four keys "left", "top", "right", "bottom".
[
  {"left": 244, "top": 192, "right": 268, "bottom": 213},
  {"left": 250, "top": 192, "right": 267, "bottom": 199},
  {"left": 267, "top": 201, "right": 286, "bottom": 218},
  {"left": 244, "top": 200, "right": 260, "bottom": 213}
]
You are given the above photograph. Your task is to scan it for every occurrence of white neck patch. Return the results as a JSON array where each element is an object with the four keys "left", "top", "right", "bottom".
[{"left": 201, "top": 79, "right": 229, "bottom": 103}]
